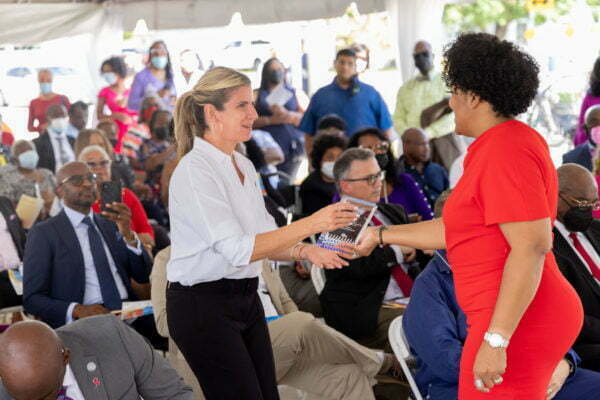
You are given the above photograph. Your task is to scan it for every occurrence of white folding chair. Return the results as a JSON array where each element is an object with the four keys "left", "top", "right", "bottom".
[
  {"left": 388, "top": 316, "right": 424, "bottom": 400},
  {"left": 310, "top": 264, "right": 326, "bottom": 295}
]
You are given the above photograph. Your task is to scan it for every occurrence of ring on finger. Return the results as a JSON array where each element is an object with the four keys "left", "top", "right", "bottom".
[
  {"left": 474, "top": 379, "right": 484, "bottom": 389},
  {"left": 493, "top": 376, "right": 503, "bottom": 385}
]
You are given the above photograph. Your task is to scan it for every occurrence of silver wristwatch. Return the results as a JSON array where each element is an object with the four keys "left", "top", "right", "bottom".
[{"left": 484, "top": 332, "right": 510, "bottom": 348}]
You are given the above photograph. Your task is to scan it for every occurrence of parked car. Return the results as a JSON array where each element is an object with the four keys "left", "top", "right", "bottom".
[{"left": 209, "top": 39, "right": 274, "bottom": 71}]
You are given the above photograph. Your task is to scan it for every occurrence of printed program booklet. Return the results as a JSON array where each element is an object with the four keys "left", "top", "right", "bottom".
[{"left": 317, "top": 195, "right": 377, "bottom": 252}]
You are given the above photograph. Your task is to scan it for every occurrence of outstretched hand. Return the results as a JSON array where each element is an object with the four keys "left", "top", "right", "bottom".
[
  {"left": 303, "top": 244, "right": 352, "bottom": 269},
  {"left": 355, "top": 226, "right": 379, "bottom": 257},
  {"left": 307, "top": 202, "right": 358, "bottom": 235}
]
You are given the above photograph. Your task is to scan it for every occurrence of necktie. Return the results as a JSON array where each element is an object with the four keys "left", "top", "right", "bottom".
[
  {"left": 371, "top": 214, "right": 413, "bottom": 296},
  {"left": 56, "top": 135, "right": 70, "bottom": 167},
  {"left": 82, "top": 216, "right": 122, "bottom": 310},
  {"left": 569, "top": 232, "right": 600, "bottom": 282},
  {"left": 57, "top": 386, "right": 75, "bottom": 400}
]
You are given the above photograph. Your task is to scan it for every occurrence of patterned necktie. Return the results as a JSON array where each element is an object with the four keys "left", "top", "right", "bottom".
[
  {"left": 82, "top": 216, "right": 122, "bottom": 310},
  {"left": 56, "top": 386, "right": 75, "bottom": 400},
  {"left": 569, "top": 232, "right": 600, "bottom": 281},
  {"left": 371, "top": 214, "right": 414, "bottom": 296}
]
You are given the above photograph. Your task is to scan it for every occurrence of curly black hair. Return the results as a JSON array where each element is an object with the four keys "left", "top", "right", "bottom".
[
  {"left": 101, "top": 56, "right": 128, "bottom": 78},
  {"left": 348, "top": 127, "right": 398, "bottom": 186},
  {"left": 442, "top": 33, "right": 540, "bottom": 118},
  {"left": 590, "top": 57, "right": 600, "bottom": 97},
  {"left": 311, "top": 133, "right": 348, "bottom": 171},
  {"left": 317, "top": 114, "right": 347, "bottom": 133}
]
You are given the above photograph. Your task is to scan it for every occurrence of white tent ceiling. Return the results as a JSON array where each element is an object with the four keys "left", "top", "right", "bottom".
[{"left": 0, "top": 0, "right": 388, "bottom": 45}]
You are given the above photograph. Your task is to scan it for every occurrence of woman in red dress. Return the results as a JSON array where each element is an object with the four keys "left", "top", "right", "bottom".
[{"left": 357, "top": 33, "right": 583, "bottom": 399}]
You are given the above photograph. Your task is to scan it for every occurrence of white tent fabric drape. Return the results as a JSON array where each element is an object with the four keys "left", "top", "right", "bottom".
[
  {"left": 0, "top": 3, "right": 122, "bottom": 46},
  {"left": 386, "top": 0, "right": 447, "bottom": 84}
]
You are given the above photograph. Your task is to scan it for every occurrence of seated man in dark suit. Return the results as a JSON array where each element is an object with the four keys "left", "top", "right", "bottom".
[
  {"left": 0, "top": 196, "right": 26, "bottom": 308},
  {"left": 562, "top": 105, "right": 600, "bottom": 171},
  {"left": 405, "top": 249, "right": 600, "bottom": 399},
  {"left": 320, "top": 148, "right": 417, "bottom": 351},
  {"left": 553, "top": 163, "right": 600, "bottom": 371},
  {"left": 32, "top": 104, "right": 75, "bottom": 173},
  {"left": 23, "top": 162, "right": 164, "bottom": 348},
  {"left": 0, "top": 316, "right": 192, "bottom": 400}
]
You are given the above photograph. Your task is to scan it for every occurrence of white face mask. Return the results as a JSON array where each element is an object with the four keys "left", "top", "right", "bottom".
[
  {"left": 50, "top": 117, "right": 69, "bottom": 133},
  {"left": 321, "top": 161, "right": 335, "bottom": 180}
]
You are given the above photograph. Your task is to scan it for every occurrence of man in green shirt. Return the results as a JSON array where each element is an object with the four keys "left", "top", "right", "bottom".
[{"left": 393, "top": 41, "right": 454, "bottom": 139}]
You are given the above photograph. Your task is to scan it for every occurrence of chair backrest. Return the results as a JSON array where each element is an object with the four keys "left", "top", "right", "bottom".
[
  {"left": 310, "top": 264, "right": 326, "bottom": 295},
  {"left": 388, "top": 316, "right": 424, "bottom": 400}
]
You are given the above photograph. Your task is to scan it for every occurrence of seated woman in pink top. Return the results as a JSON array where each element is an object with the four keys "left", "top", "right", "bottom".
[{"left": 96, "top": 56, "right": 137, "bottom": 154}]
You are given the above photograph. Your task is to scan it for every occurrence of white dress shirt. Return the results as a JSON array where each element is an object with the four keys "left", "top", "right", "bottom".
[
  {"left": 0, "top": 213, "right": 21, "bottom": 271},
  {"left": 372, "top": 210, "right": 406, "bottom": 302},
  {"left": 48, "top": 129, "right": 75, "bottom": 172},
  {"left": 167, "top": 137, "right": 277, "bottom": 285},
  {"left": 62, "top": 364, "right": 85, "bottom": 400},
  {"left": 63, "top": 206, "right": 142, "bottom": 323},
  {"left": 555, "top": 220, "right": 600, "bottom": 286}
]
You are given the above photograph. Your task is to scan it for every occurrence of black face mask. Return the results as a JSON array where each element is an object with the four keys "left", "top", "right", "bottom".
[
  {"left": 563, "top": 207, "right": 593, "bottom": 232},
  {"left": 153, "top": 126, "right": 169, "bottom": 141},
  {"left": 267, "top": 69, "right": 284, "bottom": 85},
  {"left": 414, "top": 52, "right": 433, "bottom": 75},
  {"left": 375, "top": 153, "right": 389, "bottom": 169}
]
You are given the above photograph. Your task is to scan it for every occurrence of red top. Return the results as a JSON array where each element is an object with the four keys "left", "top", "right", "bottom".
[
  {"left": 92, "top": 187, "right": 154, "bottom": 239},
  {"left": 443, "top": 120, "right": 583, "bottom": 398},
  {"left": 28, "top": 94, "right": 71, "bottom": 133}
]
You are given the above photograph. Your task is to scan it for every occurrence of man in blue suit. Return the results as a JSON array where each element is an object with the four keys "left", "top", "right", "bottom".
[
  {"left": 22, "top": 162, "right": 163, "bottom": 347},
  {"left": 563, "top": 105, "right": 600, "bottom": 171},
  {"left": 403, "top": 250, "right": 600, "bottom": 399}
]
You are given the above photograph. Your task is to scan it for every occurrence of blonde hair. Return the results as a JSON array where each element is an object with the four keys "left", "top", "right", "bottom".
[
  {"left": 75, "top": 129, "right": 114, "bottom": 160},
  {"left": 174, "top": 67, "right": 251, "bottom": 160}
]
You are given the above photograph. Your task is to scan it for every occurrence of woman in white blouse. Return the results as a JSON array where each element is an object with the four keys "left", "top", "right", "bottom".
[{"left": 167, "top": 67, "right": 357, "bottom": 400}]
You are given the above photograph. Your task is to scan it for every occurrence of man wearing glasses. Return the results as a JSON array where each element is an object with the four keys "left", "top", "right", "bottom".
[
  {"left": 22, "top": 162, "right": 153, "bottom": 333},
  {"left": 553, "top": 163, "right": 600, "bottom": 372},
  {"left": 320, "top": 148, "right": 418, "bottom": 353}
]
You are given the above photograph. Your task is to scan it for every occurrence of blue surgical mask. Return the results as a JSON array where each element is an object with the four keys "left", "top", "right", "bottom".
[
  {"left": 50, "top": 117, "right": 69, "bottom": 133},
  {"left": 18, "top": 150, "right": 39, "bottom": 170},
  {"left": 39, "top": 83, "right": 52, "bottom": 94},
  {"left": 151, "top": 56, "right": 168, "bottom": 70},
  {"left": 102, "top": 72, "right": 118, "bottom": 85}
]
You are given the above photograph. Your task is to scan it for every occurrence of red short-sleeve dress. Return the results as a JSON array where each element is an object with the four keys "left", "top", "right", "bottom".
[{"left": 443, "top": 120, "right": 583, "bottom": 399}]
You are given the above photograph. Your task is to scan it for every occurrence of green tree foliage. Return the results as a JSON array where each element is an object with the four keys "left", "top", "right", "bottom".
[{"left": 443, "top": 0, "right": 600, "bottom": 38}]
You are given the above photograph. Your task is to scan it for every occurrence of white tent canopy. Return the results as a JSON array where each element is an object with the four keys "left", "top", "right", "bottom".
[{"left": 0, "top": 0, "right": 452, "bottom": 82}]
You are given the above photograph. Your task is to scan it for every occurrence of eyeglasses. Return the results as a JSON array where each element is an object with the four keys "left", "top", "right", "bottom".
[
  {"left": 60, "top": 173, "right": 97, "bottom": 187},
  {"left": 86, "top": 160, "right": 110, "bottom": 168},
  {"left": 343, "top": 170, "right": 385, "bottom": 186},
  {"left": 359, "top": 142, "right": 390, "bottom": 153},
  {"left": 560, "top": 193, "right": 600, "bottom": 211}
]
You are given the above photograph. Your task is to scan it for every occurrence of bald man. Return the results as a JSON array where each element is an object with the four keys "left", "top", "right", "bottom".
[
  {"left": 0, "top": 316, "right": 192, "bottom": 400},
  {"left": 32, "top": 104, "right": 75, "bottom": 173},
  {"left": 563, "top": 105, "right": 600, "bottom": 171},
  {"left": 553, "top": 163, "right": 600, "bottom": 371},
  {"left": 399, "top": 128, "right": 448, "bottom": 207},
  {"left": 392, "top": 41, "right": 454, "bottom": 139}
]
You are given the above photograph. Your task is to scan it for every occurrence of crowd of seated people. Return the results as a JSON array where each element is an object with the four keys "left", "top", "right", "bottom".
[{"left": 0, "top": 40, "right": 599, "bottom": 400}]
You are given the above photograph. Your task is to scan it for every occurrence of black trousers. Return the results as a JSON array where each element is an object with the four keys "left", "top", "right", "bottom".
[{"left": 167, "top": 278, "right": 279, "bottom": 400}]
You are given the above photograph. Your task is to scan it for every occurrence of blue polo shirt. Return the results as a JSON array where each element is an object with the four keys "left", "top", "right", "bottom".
[{"left": 299, "top": 77, "right": 392, "bottom": 137}]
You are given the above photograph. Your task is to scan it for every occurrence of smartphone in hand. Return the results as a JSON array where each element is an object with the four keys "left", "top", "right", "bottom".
[{"left": 100, "top": 181, "right": 122, "bottom": 213}]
